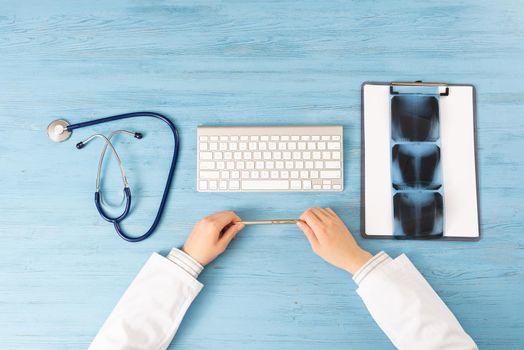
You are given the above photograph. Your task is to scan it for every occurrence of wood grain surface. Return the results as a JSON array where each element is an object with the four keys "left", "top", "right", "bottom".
[{"left": 0, "top": 0, "right": 523, "bottom": 349}]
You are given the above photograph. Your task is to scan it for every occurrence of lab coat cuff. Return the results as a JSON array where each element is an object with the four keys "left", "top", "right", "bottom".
[
  {"left": 352, "top": 251, "right": 391, "bottom": 286},
  {"left": 167, "top": 248, "right": 204, "bottom": 279}
]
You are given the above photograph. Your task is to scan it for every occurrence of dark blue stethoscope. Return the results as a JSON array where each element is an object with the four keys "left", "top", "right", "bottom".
[{"left": 47, "top": 112, "right": 179, "bottom": 242}]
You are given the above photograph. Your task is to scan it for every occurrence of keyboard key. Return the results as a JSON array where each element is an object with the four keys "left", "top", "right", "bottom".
[
  {"left": 298, "top": 142, "right": 306, "bottom": 150},
  {"left": 315, "top": 161, "right": 323, "bottom": 168},
  {"left": 219, "top": 181, "right": 228, "bottom": 190},
  {"left": 300, "top": 170, "right": 308, "bottom": 178},
  {"left": 327, "top": 142, "right": 341, "bottom": 150},
  {"left": 270, "top": 170, "right": 279, "bottom": 178},
  {"left": 242, "top": 180, "right": 289, "bottom": 190},
  {"left": 230, "top": 180, "right": 240, "bottom": 189},
  {"left": 291, "top": 135, "right": 300, "bottom": 141},
  {"left": 333, "top": 184, "right": 341, "bottom": 190},
  {"left": 232, "top": 171, "right": 240, "bottom": 179},
  {"left": 325, "top": 161, "right": 341, "bottom": 168},
  {"left": 303, "top": 180, "right": 312, "bottom": 189},
  {"left": 221, "top": 171, "right": 230, "bottom": 179},
  {"left": 322, "top": 136, "right": 330, "bottom": 141},
  {"left": 332, "top": 151, "right": 341, "bottom": 159},
  {"left": 291, "top": 171, "right": 299, "bottom": 179},
  {"left": 210, "top": 142, "right": 218, "bottom": 150},
  {"left": 200, "top": 161, "right": 215, "bottom": 170},
  {"left": 291, "top": 180, "right": 301, "bottom": 189},
  {"left": 209, "top": 180, "right": 218, "bottom": 189},
  {"left": 199, "top": 181, "right": 208, "bottom": 190},
  {"left": 201, "top": 171, "right": 220, "bottom": 179},
  {"left": 312, "top": 136, "right": 320, "bottom": 141},
  {"left": 199, "top": 136, "right": 208, "bottom": 141},
  {"left": 200, "top": 143, "right": 208, "bottom": 151},
  {"left": 320, "top": 170, "right": 341, "bottom": 178},
  {"left": 200, "top": 152, "right": 213, "bottom": 160}
]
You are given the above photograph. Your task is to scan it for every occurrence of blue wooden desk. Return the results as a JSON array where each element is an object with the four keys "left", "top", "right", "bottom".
[{"left": 1, "top": 1, "right": 523, "bottom": 349}]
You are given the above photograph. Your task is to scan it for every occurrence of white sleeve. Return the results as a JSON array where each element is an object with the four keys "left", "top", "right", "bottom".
[
  {"left": 353, "top": 252, "right": 477, "bottom": 350},
  {"left": 89, "top": 250, "right": 203, "bottom": 350}
]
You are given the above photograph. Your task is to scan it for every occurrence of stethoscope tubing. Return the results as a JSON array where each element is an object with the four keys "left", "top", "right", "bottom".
[{"left": 69, "top": 112, "right": 179, "bottom": 242}]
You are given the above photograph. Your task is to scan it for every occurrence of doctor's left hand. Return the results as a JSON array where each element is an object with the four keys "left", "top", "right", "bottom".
[{"left": 183, "top": 211, "right": 245, "bottom": 266}]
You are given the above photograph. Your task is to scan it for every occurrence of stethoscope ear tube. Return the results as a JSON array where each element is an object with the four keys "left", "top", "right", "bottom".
[{"left": 95, "top": 187, "right": 132, "bottom": 223}]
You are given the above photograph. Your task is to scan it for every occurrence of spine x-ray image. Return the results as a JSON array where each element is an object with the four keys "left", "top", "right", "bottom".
[{"left": 390, "top": 94, "right": 444, "bottom": 238}]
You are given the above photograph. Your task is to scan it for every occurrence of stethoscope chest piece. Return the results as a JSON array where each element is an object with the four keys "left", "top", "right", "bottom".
[{"left": 47, "top": 119, "right": 72, "bottom": 142}]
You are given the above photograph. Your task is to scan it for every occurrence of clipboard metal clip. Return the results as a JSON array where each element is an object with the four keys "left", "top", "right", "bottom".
[{"left": 390, "top": 81, "right": 449, "bottom": 96}]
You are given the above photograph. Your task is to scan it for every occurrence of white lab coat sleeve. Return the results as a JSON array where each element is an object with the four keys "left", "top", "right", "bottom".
[
  {"left": 89, "top": 252, "right": 203, "bottom": 350},
  {"left": 353, "top": 252, "right": 477, "bottom": 350}
]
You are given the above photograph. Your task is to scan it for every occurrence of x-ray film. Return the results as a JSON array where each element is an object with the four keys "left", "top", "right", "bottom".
[{"left": 390, "top": 91, "right": 444, "bottom": 238}]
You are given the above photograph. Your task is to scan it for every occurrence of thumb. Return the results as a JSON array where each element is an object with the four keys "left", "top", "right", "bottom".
[{"left": 219, "top": 223, "right": 245, "bottom": 247}]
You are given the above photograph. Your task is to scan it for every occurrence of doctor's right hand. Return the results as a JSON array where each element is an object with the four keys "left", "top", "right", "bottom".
[
  {"left": 297, "top": 208, "right": 373, "bottom": 275},
  {"left": 183, "top": 211, "right": 245, "bottom": 266}
]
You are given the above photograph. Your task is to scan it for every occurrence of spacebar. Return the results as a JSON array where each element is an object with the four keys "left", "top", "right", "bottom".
[{"left": 242, "top": 180, "right": 289, "bottom": 190}]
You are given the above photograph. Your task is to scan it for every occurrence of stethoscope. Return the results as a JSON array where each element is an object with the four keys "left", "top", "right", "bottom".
[{"left": 47, "top": 112, "right": 179, "bottom": 242}]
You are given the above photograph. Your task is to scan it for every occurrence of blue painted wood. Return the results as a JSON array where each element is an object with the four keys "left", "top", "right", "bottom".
[{"left": 0, "top": 0, "right": 523, "bottom": 348}]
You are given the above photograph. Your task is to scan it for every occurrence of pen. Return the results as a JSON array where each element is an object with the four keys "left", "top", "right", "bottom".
[{"left": 238, "top": 219, "right": 303, "bottom": 225}]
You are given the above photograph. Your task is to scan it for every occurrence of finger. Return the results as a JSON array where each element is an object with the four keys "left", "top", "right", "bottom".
[
  {"left": 297, "top": 220, "right": 318, "bottom": 246},
  {"left": 325, "top": 208, "right": 338, "bottom": 217},
  {"left": 314, "top": 208, "right": 332, "bottom": 222},
  {"left": 219, "top": 222, "right": 245, "bottom": 247},
  {"left": 209, "top": 211, "right": 241, "bottom": 228},
  {"left": 299, "top": 208, "right": 324, "bottom": 234}
]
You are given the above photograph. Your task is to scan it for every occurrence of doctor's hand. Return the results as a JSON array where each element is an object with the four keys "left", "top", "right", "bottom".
[
  {"left": 297, "top": 208, "right": 373, "bottom": 275},
  {"left": 183, "top": 211, "right": 245, "bottom": 266}
]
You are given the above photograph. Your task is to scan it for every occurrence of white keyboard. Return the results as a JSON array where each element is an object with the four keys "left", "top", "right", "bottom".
[{"left": 197, "top": 125, "right": 343, "bottom": 192}]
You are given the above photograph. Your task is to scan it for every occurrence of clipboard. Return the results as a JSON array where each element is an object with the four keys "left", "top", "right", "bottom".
[{"left": 361, "top": 81, "right": 481, "bottom": 241}]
